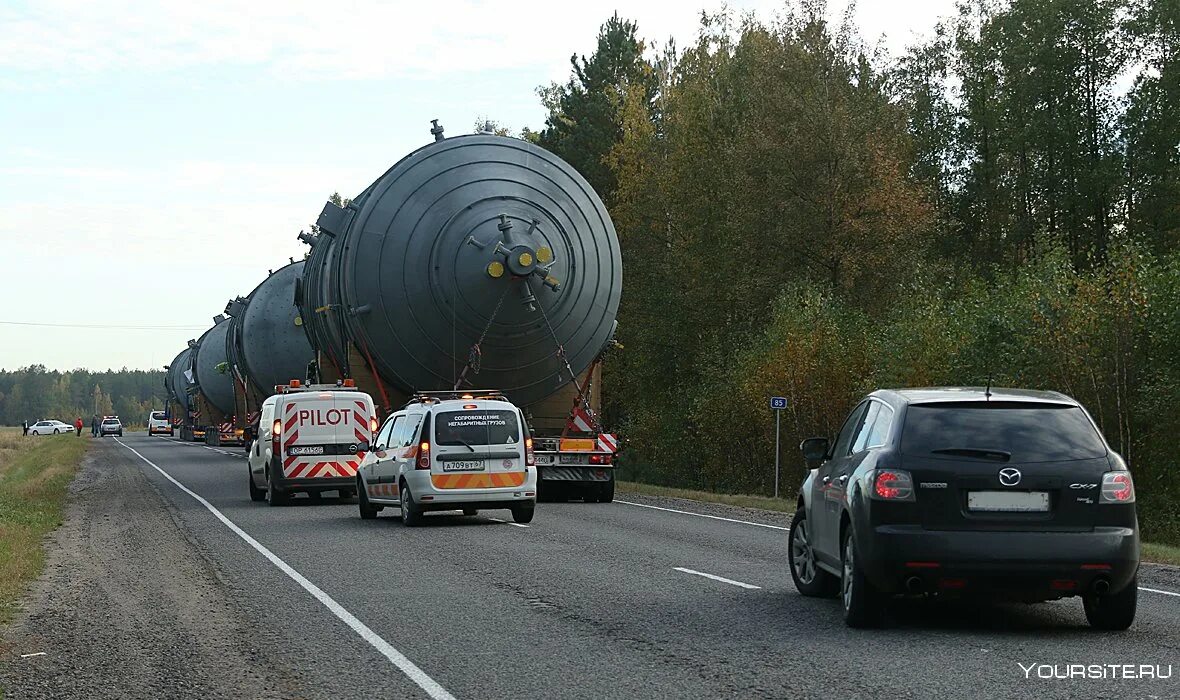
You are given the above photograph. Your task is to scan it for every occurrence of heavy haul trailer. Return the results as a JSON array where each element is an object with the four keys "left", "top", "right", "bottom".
[
  {"left": 296, "top": 122, "right": 623, "bottom": 502},
  {"left": 189, "top": 315, "right": 244, "bottom": 446},
  {"left": 225, "top": 260, "right": 315, "bottom": 450}
]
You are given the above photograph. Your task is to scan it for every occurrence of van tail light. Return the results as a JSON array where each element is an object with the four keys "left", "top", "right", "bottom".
[
  {"left": 871, "top": 469, "right": 915, "bottom": 501},
  {"left": 525, "top": 437, "right": 535, "bottom": 466},
  {"left": 416, "top": 413, "right": 432, "bottom": 470},
  {"left": 272, "top": 418, "right": 281, "bottom": 455},
  {"left": 1099, "top": 471, "right": 1135, "bottom": 503},
  {"left": 370, "top": 417, "right": 378, "bottom": 434}
]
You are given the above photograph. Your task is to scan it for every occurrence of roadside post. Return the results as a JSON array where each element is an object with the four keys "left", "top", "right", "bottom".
[{"left": 770, "top": 396, "right": 787, "bottom": 498}]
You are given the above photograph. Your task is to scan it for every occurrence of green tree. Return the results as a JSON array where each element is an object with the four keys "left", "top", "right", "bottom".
[{"left": 538, "top": 13, "right": 656, "bottom": 204}]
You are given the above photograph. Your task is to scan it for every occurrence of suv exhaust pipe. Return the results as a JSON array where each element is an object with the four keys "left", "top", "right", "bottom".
[
  {"left": 905, "top": 576, "right": 924, "bottom": 594},
  {"left": 1092, "top": 578, "right": 1111, "bottom": 595}
]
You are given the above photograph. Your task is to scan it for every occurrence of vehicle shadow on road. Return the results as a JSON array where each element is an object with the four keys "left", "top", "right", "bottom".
[{"left": 881, "top": 597, "right": 1092, "bottom": 634}]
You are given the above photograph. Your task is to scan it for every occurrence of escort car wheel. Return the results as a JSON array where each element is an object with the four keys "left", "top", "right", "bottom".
[
  {"left": 789, "top": 510, "right": 838, "bottom": 597},
  {"left": 511, "top": 504, "right": 535, "bottom": 524},
  {"left": 358, "top": 482, "right": 380, "bottom": 519},
  {"left": 248, "top": 466, "right": 265, "bottom": 502},
  {"left": 400, "top": 485, "right": 422, "bottom": 527},
  {"left": 266, "top": 468, "right": 289, "bottom": 507}
]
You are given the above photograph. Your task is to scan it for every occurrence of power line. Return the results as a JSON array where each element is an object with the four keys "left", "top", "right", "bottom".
[{"left": 0, "top": 320, "right": 208, "bottom": 331}]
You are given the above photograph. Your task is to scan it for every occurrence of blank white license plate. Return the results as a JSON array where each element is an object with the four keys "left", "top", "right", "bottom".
[
  {"left": 288, "top": 445, "right": 324, "bottom": 456},
  {"left": 443, "top": 460, "right": 486, "bottom": 472},
  {"left": 968, "top": 491, "right": 1050, "bottom": 512}
]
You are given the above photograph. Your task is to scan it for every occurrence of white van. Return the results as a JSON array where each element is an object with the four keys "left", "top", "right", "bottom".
[
  {"left": 356, "top": 390, "right": 537, "bottom": 525},
  {"left": 247, "top": 380, "right": 378, "bottom": 506},
  {"left": 147, "top": 411, "right": 173, "bottom": 436}
]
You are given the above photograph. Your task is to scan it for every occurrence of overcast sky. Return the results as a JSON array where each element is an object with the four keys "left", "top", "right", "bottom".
[{"left": 0, "top": 0, "right": 958, "bottom": 371}]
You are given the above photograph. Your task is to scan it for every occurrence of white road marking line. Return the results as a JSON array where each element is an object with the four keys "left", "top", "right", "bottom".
[
  {"left": 114, "top": 439, "right": 457, "bottom": 700},
  {"left": 20, "top": 652, "right": 46, "bottom": 658},
  {"left": 1140, "top": 586, "right": 1180, "bottom": 598},
  {"left": 673, "top": 567, "right": 761, "bottom": 590},
  {"left": 486, "top": 516, "right": 529, "bottom": 529},
  {"left": 616, "top": 500, "right": 790, "bottom": 531}
]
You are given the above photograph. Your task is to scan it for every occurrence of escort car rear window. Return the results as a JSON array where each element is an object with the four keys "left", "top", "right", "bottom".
[
  {"left": 900, "top": 403, "right": 1106, "bottom": 463},
  {"left": 435, "top": 410, "right": 520, "bottom": 446}
]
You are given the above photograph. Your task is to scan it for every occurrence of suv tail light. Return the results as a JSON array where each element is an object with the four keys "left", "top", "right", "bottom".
[
  {"left": 416, "top": 413, "right": 432, "bottom": 470},
  {"left": 871, "top": 469, "right": 915, "bottom": 501},
  {"left": 1099, "top": 471, "right": 1135, "bottom": 503}
]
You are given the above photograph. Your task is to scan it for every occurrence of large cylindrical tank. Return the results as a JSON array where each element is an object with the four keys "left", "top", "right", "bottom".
[
  {"left": 164, "top": 347, "right": 192, "bottom": 413},
  {"left": 300, "top": 131, "right": 622, "bottom": 407},
  {"left": 191, "top": 318, "right": 235, "bottom": 416},
  {"left": 228, "top": 261, "right": 313, "bottom": 395}
]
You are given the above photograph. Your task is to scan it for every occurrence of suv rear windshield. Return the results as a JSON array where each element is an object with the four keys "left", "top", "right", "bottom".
[
  {"left": 435, "top": 410, "right": 520, "bottom": 446},
  {"left": 900, "top": 403, "right": 1107, "bottom": 463}
]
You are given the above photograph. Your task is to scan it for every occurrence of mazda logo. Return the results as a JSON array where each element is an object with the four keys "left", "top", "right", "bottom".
[{"left": 998, "top": 467, "right": 1022, "bottom": 487}]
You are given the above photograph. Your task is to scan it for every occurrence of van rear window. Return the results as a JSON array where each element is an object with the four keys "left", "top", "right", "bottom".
[
  {"left": 900, "top": 403, "right": 1107, "bottom": 462},
  {"left": 435, "top": 410, "right": 520, "bottom": 446},
  {"left": 151, "top": 412, "right": 165, "bottom": 420}
]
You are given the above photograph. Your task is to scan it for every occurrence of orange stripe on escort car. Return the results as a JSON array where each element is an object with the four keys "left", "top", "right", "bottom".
[{"left": 430, "top": 472, "right": 527, "bottom": 489}]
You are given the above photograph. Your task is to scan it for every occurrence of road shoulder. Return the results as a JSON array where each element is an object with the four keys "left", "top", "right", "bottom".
[{"left": 0, "top": 442, "right": 297, "bottom": 700}]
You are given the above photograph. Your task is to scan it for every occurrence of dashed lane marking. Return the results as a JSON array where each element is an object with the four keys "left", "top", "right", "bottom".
[
  {"left": 114, "top": 438, "right": 458, "bottom": 700},
  {"left": 485, "top": 516, "right": 529, "bottom": 529},
  {"left": 615, "top": 500, "right": 790, "bottom": 531},
  {"left": 1140, "top": 586, "right": 1180, "bottom": 598},
  {"left": 673, "top": 567, "right": 761, "bottom": 590}
]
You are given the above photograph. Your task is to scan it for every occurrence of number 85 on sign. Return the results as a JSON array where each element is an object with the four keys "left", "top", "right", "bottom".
[{"left": 769, "top": 397, "right": 787, "bottom": 410}]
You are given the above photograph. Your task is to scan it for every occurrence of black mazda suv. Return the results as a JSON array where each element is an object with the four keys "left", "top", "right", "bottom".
[{"left": 788, "top": 388, "right": 1139, "bottom": 629}]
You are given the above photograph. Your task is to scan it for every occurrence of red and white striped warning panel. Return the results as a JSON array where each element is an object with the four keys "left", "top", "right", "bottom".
[
  {"left": 282, "top": 458, "right": 360, "bottom": 479},
  {"left": 597, "top": 433, "right": 619, "bottom": 453},
  {"left": 569, "top": 407, "right": 596, "bottom": 433}
]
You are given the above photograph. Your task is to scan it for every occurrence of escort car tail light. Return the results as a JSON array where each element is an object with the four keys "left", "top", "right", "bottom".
[
  {"left": 872, "top": 469, "right": 916, "bottom": 501},
  {"left": 417, "top": 413, "right": 432, "bottom": 469},
  {"left": 525, "top": 437, "right": 535, "bottom": 467}
]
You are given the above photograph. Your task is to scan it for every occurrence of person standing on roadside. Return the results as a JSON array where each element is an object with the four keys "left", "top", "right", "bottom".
[
  {"left": 74, "top": 417, "right": 83, "bottom": 437},
  {"left": 22, "top": 419, "right": 28, "bottom": 436},
  {"left": 91, "top": 414, "right": 99, "bottom": 437}
]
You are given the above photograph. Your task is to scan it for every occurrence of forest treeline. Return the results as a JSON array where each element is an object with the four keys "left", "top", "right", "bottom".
[
  {"left": 531, "top": 0, "right": 1180, "bottom": 543},
  {"left": 0, "top": 366, "right": 167, "bottom": 427}
]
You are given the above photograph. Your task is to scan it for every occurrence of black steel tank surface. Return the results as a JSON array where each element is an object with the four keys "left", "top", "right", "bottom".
[
  {"left": 164, "top": 347, "right": 193, "bottom": 413},
  {"left": 300, "top": 128, "right": 622, "bottom": 407},
  {"left": 227, "top": 261, "right": 314, "bottom": 394},
  {"left": 191, "top": 317, "right": 236, "bottom": 416}
]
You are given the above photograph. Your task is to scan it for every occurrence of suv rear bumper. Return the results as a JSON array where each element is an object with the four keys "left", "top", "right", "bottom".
[{"left": 861, "top": 524, "right": 1139, "bottom": 597}]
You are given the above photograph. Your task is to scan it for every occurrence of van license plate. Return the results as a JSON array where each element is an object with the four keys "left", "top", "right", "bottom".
[
  {"left": 443, "top": 460, "right": 485, "bottom": 472},
  {"left": 967, "top": 491, "right": 1049, "bottom": 512},
  {"left": 288, "top": 446, "right": 324, "bottom": 456}
]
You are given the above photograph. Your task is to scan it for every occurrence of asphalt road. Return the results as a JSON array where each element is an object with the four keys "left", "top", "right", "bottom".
[{"left": 3, "top": 434, "right": 1179, "bottom": 699}]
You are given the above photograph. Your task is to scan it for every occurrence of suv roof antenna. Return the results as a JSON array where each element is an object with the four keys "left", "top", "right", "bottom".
[{"left": 985, "top": 375, "right": 993, "bottom": 400}]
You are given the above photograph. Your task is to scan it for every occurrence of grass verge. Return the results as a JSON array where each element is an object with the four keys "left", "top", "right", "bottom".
[
  {"left": 618, "top": 479, "right": 1180, "bottom": 566},
  {"left": 0, "top": 428, "right": 88, "bottom": 623}
]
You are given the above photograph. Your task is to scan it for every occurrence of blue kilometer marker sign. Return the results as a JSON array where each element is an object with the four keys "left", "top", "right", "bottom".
[{"left": 770, "top": 397, "right": 787, "bottom": 410}]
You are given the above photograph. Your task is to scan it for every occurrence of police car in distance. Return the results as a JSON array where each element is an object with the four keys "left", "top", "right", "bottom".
[
  {"left": 357, "top": 390, "right": 537, "bottom": 526},
  {"left": 100, "top": 416, "right": 123, "bottom": 437},
  {"left": 247, "top": 379, "right": 378, "bottom": 506}
]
